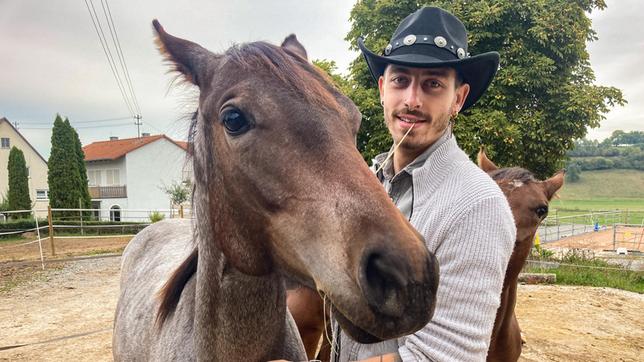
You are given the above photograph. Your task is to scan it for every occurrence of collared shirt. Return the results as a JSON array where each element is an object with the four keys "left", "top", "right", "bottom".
[{"left": 373, "top": 128, "right": 452, "bottom": 220}]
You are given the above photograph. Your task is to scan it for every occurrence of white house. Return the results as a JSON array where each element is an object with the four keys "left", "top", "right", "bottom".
[
  {"left": 82, "top": 134, "right": 192, "bottom": 221},
  {"left": 0, "top": 117, "right": 49, "bottom": 215}
]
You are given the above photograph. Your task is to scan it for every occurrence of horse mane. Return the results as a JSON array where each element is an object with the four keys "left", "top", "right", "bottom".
[
  {"left": 488, "top": 167, "right": 537, "bottom": 183},
  {"left": 156, "top": 248, "right": 198, "bottom": 326},
  {"left": 224, "top": 41, "right": 341, "bottom": 111}
]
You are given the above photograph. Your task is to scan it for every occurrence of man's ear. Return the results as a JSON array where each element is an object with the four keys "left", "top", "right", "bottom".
[
  {"left": 454, "top": 83, "right": 470, "bottom": 114},
  {"left": 477, "top": 147, "right": 499, "bottom": 172},
  {"left": 152, "top": 19, "right": 218, "bottom": 88},
  {"left": 281, "top": 34, "right": 308, "bottom": 60}
]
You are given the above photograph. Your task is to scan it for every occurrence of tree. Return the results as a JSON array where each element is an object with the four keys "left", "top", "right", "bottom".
[
  {"left": 69, "top": 119, "right": 92, "bottom": 214},
  {"left": 48, "top": 115, "right": 90, "bottom": 218},
  {"left": 565, "top": 162, "right": 581, "bottom": 183},
  {"left": 7, "top": 147, "right": 32, "bottom": 217},
  {"left": 161, "top": 180, "right": 192, "bottom": 216},
  {"left": 343, "top": 0, "right": 624, "bottom": 179}
]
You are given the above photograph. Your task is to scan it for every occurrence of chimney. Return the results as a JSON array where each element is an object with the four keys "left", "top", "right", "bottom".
[
  {"left": 142, "top": 132, "right": 150, "bottom": 137},
  {"left": 110, "top": 136, "right": 119, "bottom": 141}
]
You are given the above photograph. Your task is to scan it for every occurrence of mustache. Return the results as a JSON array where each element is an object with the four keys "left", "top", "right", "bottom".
[{"left": 393, "top": 108, "right": 429, "bottom": 120}]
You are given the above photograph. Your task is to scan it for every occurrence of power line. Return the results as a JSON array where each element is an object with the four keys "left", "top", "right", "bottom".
[
  {"left": 83, "top": 0, "right": 136, "bottom": 117},
  {"left": 17, "top": 116, "right": 132, "bottom": 126},
  {"left": 101, "top": 0, "right": 141, "bottom": 115},
  {"left": 18, "top": 122, "right": 134, "bottom": 130}
]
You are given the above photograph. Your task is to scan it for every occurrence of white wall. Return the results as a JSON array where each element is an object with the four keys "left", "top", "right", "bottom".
[
  {"left": 0, "top": 120, "right": 49, "bottom": 215},
  {"left": 125, "top": 138, "right": 190, "bottom": 216}
]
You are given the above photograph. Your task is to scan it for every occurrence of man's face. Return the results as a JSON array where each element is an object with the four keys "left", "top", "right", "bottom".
[{"left": 378, "top": 65, "right": 470, "bottom": 153}]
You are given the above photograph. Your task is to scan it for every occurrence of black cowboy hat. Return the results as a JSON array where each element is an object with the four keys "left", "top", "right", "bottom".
[{"left": 358, "top": 6, "right": 499, "bottom": 111}]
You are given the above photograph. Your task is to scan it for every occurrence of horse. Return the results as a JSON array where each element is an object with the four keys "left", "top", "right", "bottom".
[
  {"left": 112, "top": 20, "right": 440, "bottom": 361},
  {"left": 288, "top": 150, "right": 565, "bottom": 361},
  {"left": 478, "top": 149, "right": 564, "bottom": 362}
]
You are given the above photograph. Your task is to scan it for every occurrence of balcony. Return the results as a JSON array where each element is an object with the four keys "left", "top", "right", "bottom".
[{"left": 88, "top": 185, "right": 127, "bottom": 199}]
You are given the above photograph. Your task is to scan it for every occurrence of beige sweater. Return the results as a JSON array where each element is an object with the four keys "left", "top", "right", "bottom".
[{"left": 335, "top": 137, "right": 515, "bottom": 362}]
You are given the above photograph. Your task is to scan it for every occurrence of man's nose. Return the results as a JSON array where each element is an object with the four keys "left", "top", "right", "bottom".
[{"left": 404, "top": 83, "right": 422, "bottom": 109}]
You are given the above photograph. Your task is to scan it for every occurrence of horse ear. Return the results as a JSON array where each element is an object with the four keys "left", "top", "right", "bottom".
[
  {"left": 152, "top": 19, "right": 216, "bottom": 87},
  {"left": 477, "top": 147, "right": 498, "bottom": 172},
  {"left": 543, "top": 170, "right": 565, "bottom": 200},
  {"left": 281, "top": 34, "right": 308, "bottom": 60}
]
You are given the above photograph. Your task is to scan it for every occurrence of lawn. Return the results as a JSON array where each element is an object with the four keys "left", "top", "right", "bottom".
[{"left": 548, "top": 169, "right": 644, "bottom": 224}]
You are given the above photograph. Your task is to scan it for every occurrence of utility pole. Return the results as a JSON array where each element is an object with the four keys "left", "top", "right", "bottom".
[{"left": 134, "top": 114, "right": 143, "bottom": 138}]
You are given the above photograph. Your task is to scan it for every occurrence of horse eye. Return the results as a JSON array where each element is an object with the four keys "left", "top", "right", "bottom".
[
  {"left": 535, "top": 206, "right": 548, "bottom": 218},
  {"left": 221, "top": 109, "right": 251, "bottom": 135}
]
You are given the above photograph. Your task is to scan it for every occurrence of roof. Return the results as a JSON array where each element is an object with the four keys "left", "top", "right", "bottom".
[
  {"left": 0, "top": 117, "right": 48, "bottom": 164},
  {"left": 83, "top": 134, "right": 188, "bottom": 161}
]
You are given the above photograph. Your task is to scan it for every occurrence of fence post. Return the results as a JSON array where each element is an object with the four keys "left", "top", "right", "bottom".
[
  {"left": 79, "top": 198, "right": 84, "bottom": 236},
  {"left": 48, "top": 205, "right": 55, "bottom": 256},
  {"left": 556, "top": 210, "right": 560, "bottom": 241},
  {"left": 179, "top": 205, "right": 184, "bottom": 219},
  {"left": 613, "top": 223, "right": 617, "bottom": 250}
]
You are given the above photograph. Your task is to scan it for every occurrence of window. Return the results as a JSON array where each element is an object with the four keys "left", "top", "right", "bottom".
[
  {"left": 105, "top": 169, "right": 120, "bottom": 185},
  {"left": 36, "top": 189, "right": 49, "bottom": 200},
  {"left": 88, "top": 170, "right": 101, "bottom": 186},
  {"left": 110, "top": 205, "right": 121, "bottom": 222},
  {"left": 0, "top": 138, "right": 9, "bottom": 148}
]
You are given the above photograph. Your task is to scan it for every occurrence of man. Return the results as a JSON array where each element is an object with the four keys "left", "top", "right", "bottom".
[{"left": 333, "top": 7, "right": 515, "bottom": 362}]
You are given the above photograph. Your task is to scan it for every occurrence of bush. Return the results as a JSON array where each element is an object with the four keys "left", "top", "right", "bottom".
[{"left": 149, "top": 211, "right": 165, "bottom": 223}]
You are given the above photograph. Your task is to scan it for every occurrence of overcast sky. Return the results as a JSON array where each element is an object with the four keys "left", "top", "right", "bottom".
[{"left": 0, "top": 0, "right": 641, "bottom": 159}]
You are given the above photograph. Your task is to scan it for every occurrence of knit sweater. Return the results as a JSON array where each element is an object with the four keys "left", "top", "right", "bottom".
[{"left": 335, "top": 136, "right": 515, "bottom": 362}]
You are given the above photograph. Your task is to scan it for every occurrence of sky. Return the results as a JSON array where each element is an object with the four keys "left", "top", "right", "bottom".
[{"left": 0, "top": 0, "right": 641, "bottom": 159}]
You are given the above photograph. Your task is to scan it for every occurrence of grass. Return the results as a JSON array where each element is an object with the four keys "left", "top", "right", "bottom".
[
  {"left": 558, "top": 169, "right": 644, "bottom": 199},
  {"left": 547, "top": 169, "right": 644, "bottom": 225},
  {"left": 525, "top": 249, "right": 644, "bottom": 293}
]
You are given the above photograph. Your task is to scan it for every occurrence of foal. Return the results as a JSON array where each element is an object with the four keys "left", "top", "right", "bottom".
[
  {"left": 112, "top": 21, "right": 439, "bottom": 361},
  {"left": 478, "top": 149, "right": 564, "bottom": 362}
]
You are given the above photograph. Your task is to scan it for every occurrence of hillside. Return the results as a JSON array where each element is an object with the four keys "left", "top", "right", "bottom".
[{"left": 558, "top": 169, "right": 644, "bottom": 199}]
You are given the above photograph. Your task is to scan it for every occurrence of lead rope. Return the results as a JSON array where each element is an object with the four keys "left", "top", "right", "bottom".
[
  {"left": 374, "top": 122, "right": 416, "bottom": 175},
  {"left": 320, "top": 292, "right": 339, "bottom": 358}
]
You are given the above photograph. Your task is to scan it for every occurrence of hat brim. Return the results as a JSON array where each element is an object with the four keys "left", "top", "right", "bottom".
[{"left": 358, "top": 38, "right": 499, "bottom": 111}]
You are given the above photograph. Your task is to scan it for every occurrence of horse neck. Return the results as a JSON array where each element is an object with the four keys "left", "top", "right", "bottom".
[
  {"left": 192, "top": 188, "right": 288, "bottom": 361},
  {"left": 493, "top": 232, "right": 535, "bottom": 336}
]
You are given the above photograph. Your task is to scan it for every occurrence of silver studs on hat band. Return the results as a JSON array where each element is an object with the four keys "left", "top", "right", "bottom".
[
  {"left": 403, "top": 34, "right": 416, "bottom": 45},
  {"left": 433, "top": 36, "right": 447, "bottom": 48},
  {"left": 383, "top": 34, "right": 470, "bottom": 59}
]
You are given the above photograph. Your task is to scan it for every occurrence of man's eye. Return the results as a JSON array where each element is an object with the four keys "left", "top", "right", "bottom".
[
  {"left": 392, "top": 76, "right": 408, "bottom": 85},
  {"left": 428, "top": 80, "right": 441, "bottom": 88}
]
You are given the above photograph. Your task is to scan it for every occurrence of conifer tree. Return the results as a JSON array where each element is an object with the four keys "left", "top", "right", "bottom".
[
  {"left": 7, "top": 146, "right": 32, "bottom": 218},
  {"left": 48, "top": 114, "right": 82, "bottom": 217}
]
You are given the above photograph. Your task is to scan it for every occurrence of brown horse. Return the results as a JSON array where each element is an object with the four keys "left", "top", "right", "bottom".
[
  {"left": 112, "top": 21, "right": 439, "bottom": 361},
  {"left": 478, "top": 149, "right": 564, "bottom": 362}
]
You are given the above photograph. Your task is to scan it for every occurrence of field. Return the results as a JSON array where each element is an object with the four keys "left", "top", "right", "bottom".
[{"left": 549, "top": 169, "right": 644, "bottom": 223}]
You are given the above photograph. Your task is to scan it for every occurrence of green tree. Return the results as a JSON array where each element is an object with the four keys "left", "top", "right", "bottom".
[
  {"left": 343, "top": 0, "right": 624, "bottom": 178},
  {"left": 7, "top": 147, "right": 32, "bottom": 217},
  {"left": 68, "top": 119, "right": 92, "bottom": 214},
  {"left": 565, "top": 162, "right": 581, "bottom": 183},
  {"left": 48, "top": 115, "right": 89, "bottom": 218}
]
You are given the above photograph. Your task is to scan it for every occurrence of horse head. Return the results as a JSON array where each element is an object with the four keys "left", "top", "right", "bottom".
[
  {"left": 478, "top": 148, "right": 564, "bottom": 275},
  {"left": 153, "top": 21, "right": 439, "bottom": 343}
]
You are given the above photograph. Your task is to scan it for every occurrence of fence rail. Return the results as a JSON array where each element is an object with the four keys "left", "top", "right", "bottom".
[{"left": 0, "top": 206, "right": 191, "bottom": 269}]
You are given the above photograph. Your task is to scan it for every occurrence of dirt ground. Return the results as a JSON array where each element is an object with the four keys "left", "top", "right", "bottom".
[
  {"left": 0, "top": 256, "right": 642, "bottom": 361},
  {"left": 546, "top": 227, "right": 643, "bottom": 252},
  {"left": 0, "top": 236, "right": 132, "bottom": 263}
]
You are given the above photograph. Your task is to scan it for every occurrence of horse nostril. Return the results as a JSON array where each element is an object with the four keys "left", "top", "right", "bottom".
[{"left": 361, "top": 251, "right": 408, "bottom": 318}]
